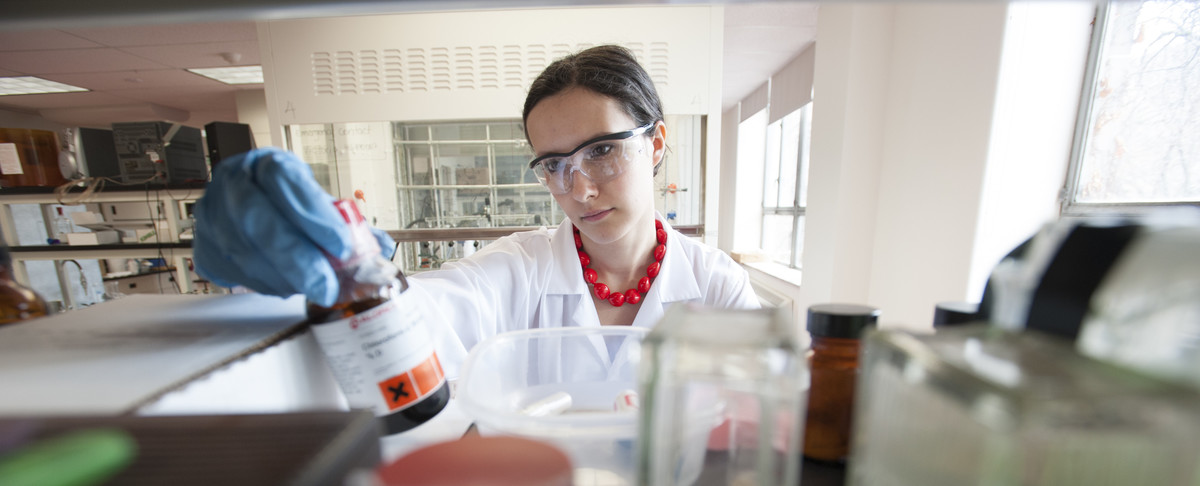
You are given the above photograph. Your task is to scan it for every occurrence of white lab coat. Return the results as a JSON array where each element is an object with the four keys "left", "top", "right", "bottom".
[{"left": 407, "top": 216, "right": 760, "bottom": 379}]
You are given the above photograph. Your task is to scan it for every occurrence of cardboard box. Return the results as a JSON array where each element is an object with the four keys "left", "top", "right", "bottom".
[{"left": 66, "top": 230, "right": 120, "bottom": 245}]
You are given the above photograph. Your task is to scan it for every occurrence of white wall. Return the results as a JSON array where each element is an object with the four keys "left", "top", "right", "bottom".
[
  {"left": 718, "top": 104, "right": 740, "bottom": 251},
  {"left": 789, "top": 2, "right": 1092, "bottom": 329},
  {"left": 0, "top": 109, "right": 67, "bottom": 132},
  {"left": 801, "top": 4, "right": 896, "bottom": 318},
  {"left": 234, "top": 89, "right": 273, "bottom": 149},
  {"left": 971, "top": 1, "right": 1094, "bottom": 299}
]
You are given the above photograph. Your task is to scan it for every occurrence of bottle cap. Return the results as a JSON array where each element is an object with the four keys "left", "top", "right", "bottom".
[
  {"left": 933, "top": 301, "right": 980, "bottom": 327},
  {"left": 807, "top": 303, "right": 879, "bottom": 339},
  {"left": 331, "top": 199, "right": 381, "bottom": 265}
]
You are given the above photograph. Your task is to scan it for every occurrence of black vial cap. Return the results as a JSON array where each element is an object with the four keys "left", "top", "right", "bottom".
[
  {"left": 807, "top": 303, "right": 880, "bottom": 339},
  {"left": 933, "top": 301, "right": 980, "bottom": 327}
]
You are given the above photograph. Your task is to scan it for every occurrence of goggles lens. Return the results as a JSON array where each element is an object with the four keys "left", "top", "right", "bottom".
[{"left": 530, "top": 123, "right": 653, "bottom": 195}]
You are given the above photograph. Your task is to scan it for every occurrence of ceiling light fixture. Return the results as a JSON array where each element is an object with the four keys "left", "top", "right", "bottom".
[
  {"left": 0, "top": 76, "right": 88, "bottom": 96},
  {"left": 187, "top": 66, "right": 263, "bottom": 85}
]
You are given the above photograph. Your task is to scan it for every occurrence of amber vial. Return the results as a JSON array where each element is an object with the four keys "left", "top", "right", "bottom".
[{"left": 802, "top": 303, "right": 879, "bottom": 462}]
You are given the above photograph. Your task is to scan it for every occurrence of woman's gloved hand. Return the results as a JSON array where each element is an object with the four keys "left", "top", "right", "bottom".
[{"left": 192, "top": 147, "right": 395, "bottom": 307}]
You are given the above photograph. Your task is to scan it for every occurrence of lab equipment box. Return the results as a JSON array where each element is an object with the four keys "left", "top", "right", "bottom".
[{"left": 111, "top": 121, "right": 208, "bottom": 184}]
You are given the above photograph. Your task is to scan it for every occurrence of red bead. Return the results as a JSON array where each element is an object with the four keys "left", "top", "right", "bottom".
[
  {"left": 656, "top": 219, "right": 663, "bottom": 230},
  {"left": 656, "top": 229, "right": 667, "bottom": 244},
  {"left": 625, "top": 289, "right": 641, "bottom": 305},
  {"left": 653, "top": 244, "right": 666, "bottom": 261},
  {"left": 584, "top": 268, "right": 598, "bottom": 284},
  {"left": 646, "top": 261, "right": 660, "bottom": 278},
  {"left": 578, "top": 251, "right": 590, "bottom": 268},
  {"left": 594, "top": 283, "right": 610, "bottom": 299},
  {"left": 608, "top": 292, "right": 625, "bottom": 306},
  {"left": 637, "top": 276, "right": 652, "bottom": 294},
  {"left": 573, "top": 232, "right": 582, "bottom": 249}
]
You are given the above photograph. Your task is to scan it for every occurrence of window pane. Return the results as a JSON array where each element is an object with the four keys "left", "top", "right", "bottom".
[
  {"left": 398, "top": 188, "right": 438, "bottom": 228},
  {"left": 432, "top": 123, "right": 487, "bottom": 141},
  {"left": 763, "top": 120, "right": 783, "bottom": 208},
  {"left": 778, "top": 110, "right": 801, "bottom": 207},
  {"left": 1076, "top": 0, "right": 1200, "bottom": 203},
  {"left": 792, "top": 214, "right": 806, "bottom": 268},
  {"left": 494, "top": 142, "right": 537, "bottom": 184},
  {"left": 398, "top": 144, "right": 433, "bottom": 185},
  {"left": 494, "top": 187, "right": 556, "bottom": 226},
  {"left": 762, "top": 213, "right": 797, "bottom": 266},
  {"left": 403, "top": 125, "right": 430, "bottom": 141},
  {"left": 799, "top": 104, "right": 812, "bottom": 207},
  {"left": 488, "top": 122, "right": 526, "bottom": 141}
]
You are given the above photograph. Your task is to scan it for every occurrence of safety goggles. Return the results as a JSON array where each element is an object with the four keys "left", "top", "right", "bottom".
[{"left": 528, "top": 123, "right": 654, "bottom": 195}]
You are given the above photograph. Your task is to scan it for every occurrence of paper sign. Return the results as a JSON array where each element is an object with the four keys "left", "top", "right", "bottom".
[{"left": 0, "top": 143, "right": 23, "bottom": 175}]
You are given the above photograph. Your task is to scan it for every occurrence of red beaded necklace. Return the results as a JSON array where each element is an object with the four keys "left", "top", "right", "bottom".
[{"left": 574, "top": 220, "right": 667, "bottom": 307}]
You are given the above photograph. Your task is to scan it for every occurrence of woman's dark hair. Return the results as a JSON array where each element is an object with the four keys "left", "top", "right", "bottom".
[{"left": 522, "top": 45, "right": 664, "bottom": 140}]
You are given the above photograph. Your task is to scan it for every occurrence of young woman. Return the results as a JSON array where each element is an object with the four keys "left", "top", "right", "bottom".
[{"left": 193, "top": 45, "right": 759, "bottom": 374}]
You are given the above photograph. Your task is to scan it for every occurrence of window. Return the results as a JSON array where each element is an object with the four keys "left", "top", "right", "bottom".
[
  {"left": 285, "top": 116, "right": 706, "bottom": 273},
  {"left": 393, "top": 121, "right": 553, "bottom": 271},
  {"left": 760, "top": 104, "right": 812, "bottom": 268},
  {"left": 1064, "top": 0, "right": 1200, "bottom": 214}
]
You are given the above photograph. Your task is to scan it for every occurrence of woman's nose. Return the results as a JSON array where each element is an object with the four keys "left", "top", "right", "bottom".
[{"left": 567, "top": 166, "right": 598, "bottom": 201}]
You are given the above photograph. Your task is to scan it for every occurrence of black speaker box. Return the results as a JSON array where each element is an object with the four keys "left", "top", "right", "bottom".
[{"left": 204, "top": 121, "right": 255, "bottom": 170}]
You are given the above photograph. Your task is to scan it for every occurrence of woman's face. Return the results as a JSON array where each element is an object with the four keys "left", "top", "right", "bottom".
[{"left": 526, "top": 87, "right": 664, "bottom": 246}]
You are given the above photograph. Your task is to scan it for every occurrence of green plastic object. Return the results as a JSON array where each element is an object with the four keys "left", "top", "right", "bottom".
[{"left": 0, "top": 427, "right": 137, "bottom": 486}]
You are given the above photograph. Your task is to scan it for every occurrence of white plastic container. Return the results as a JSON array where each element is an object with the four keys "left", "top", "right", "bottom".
[{"left": 458, "top": 326, "right": 649, "bottom": 485}]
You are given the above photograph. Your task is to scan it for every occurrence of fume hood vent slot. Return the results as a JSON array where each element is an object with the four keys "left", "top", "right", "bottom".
[{"left": 308, "top": 42, "right": 670, "bottom": 97}]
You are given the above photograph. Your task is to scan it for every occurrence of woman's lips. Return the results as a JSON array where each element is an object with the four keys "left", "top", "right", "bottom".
[{"left": 580, "top": 208, "right": 612, "bottom": 222}]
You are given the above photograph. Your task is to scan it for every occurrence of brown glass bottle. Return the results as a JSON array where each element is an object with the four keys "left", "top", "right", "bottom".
[
  {"left": 0, "top": 246, "right": 49, "bottom": 326},
  {"left": 307, "top": 200, "right": 448, "bottom": 435},
  {"left": 802, "top": 303, "right": 879, "bottom": 462}
]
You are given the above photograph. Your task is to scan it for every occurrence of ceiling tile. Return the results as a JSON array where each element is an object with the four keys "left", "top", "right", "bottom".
[
  {"left": 0, "top": 30, "right": 101, "bottom": 51},
  {"left": 108, "top": 85, "right": 237, "bottom": 109},
  {"left": 0, "top": 48, "right": 168, "bottom": 74},
  {"left": 121, "top": 40, "right": 262, "bottom": 69},
  {"left": 62, "top": 22, "right": 258, "bottom": 47}
]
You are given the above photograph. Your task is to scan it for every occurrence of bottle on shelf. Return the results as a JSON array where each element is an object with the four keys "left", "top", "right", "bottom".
[
  {"left": 0, "top": 246, "right": 49, "bottom": 326},
  {"left": 51, "top": 207, "right": 73, "bottom": 244},
  {"left": 307, "top": 199, "right": 449, "bottom": 435}
]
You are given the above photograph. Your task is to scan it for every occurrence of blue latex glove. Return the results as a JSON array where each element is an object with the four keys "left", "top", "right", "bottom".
[{"left": 193, "top": 147, "right": 396, "bottom": 307}]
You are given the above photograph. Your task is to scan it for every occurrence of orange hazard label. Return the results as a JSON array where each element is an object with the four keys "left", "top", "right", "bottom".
[{"left": 377, "top": 353, "right": 446, "bottom": 411}]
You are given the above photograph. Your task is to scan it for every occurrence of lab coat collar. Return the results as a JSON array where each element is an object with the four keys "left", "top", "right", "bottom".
[{"left": 545, "top": 215, "right": 702, "bottom": 328}]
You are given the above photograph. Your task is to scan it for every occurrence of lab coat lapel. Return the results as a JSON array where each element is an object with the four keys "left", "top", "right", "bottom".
[
  {"left": 545, "top": 218, "right": 597, "bottom": 327},
  {"left": 631, "top": 220, "right": 702, "bottom": 330},
  {"left": 544, "top": 218, "right": 610, "bottom": 366}
]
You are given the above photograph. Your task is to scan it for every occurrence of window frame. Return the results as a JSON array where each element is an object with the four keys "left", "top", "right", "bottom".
[{"left": 1061, "top": 0, "right": 1200, "bottom": 218}]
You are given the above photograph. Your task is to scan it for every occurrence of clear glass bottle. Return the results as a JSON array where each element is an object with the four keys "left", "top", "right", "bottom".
[
  {"left": 307, "top": 199, "right": 449, "bottom": 435},
  {"left": 51, "top": 207, "right": 73, "bottom": 244},
  {"left": 0, "top": 246, "right": 49, "bottom": 326}
]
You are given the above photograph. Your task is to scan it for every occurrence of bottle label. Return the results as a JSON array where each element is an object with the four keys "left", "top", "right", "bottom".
[{"left": 310, "top": 293, "right": 445, "bottom": 415}]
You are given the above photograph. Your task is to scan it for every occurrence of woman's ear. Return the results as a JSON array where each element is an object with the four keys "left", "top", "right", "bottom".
[{"left": 651, "top": 121, "right": 666, "bottom": 167}]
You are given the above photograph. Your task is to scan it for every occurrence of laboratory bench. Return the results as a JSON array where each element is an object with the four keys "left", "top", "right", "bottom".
[{"left": 0, "top": 294, "right": 846, "bottom": 485}]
